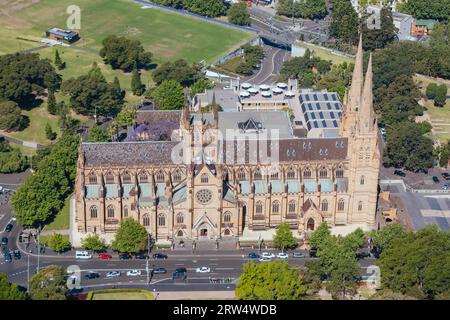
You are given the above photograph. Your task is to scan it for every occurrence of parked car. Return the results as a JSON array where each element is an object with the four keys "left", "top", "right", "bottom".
[
  {"left": 309, "top": 248, "right": 318, "bottom": 258},
  {"left": 135, "top": 253, "right": 148, "bottom": 259},
  {"left": 105, "top": 271, "right": 121, "bottom": 278},
  {"left": 172, "top": 271, "right": 187, "bottom": 280},
  {"left": 3, "top": 252, "right": 12, "bottom": 263},
  {"left": 356, "top": 251, "right": 371, "bottom": 259},
  {"left": 433, "top": 176, "right": 440, "bottom": 184},
  {"left": 175, "top": 267, "right": 187, "bottom": 274},
  {"left": 118, "top": 252, "right": 132, "bottom": 260},
  {"left": 126, "top": 270, "right": 142, "bottom": 277},
  {"left": 277, "top": 252, "right": 289, "bottom": 259},
  {"left": 152, "top": 253, "right": 168, "bottom": 260},
  {"left": 153, "top": 267, "right": 167, "bottom": 274},
  {"left": 1, "top": 236, "right": 8, "bottom": 246},
  {"left": 196, "top": 266, "right": 211, "bottom": 273},
  {"left": 292, "top": 252, "right": 305, "bottom": 258},
  {"left": 261, "top": 252, "right": 275, "bottom": 259},
  {"left": 442, "top": 183, "right": 449, "bottom": 190},
  {"left": 393, "top": 170, "right": 406, "bottom": 177},
  {"left": 259, "top": 256, "right": 272, "bottom": 262},
  {"left": 75, "top": 251, "right": 92, "bottom": 259},
  {"left": 442, "top": 173, "right": 450, "bottom": 180},
  {"left": 415, "top": 168, "right": 428, "bottom": 174},
  {"left": 85, "top": 271, "right": 100, "bottom": 279},
  {"left": 5, "top": 223, "right": 13, "bottom": 232},
  {"left": 247, "top": 252, "right": 260, "bottom": 260},
  {"left": 12, "top": 250, "right": 21, "bottom": 260},
  {"left": 98, "top": 253, "right": 112, "bottom": 260}
]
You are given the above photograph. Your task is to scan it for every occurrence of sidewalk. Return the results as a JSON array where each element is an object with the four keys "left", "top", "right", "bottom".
[{"left": 154, "top": 290, "right": 235, "bottom": 300}]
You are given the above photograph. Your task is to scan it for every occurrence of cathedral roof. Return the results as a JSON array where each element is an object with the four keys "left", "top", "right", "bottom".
[{"left": 135, "top": 110, "right": 181, "bottom": 126}]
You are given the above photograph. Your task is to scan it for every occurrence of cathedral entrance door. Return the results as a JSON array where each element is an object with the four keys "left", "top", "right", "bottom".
[{"left": 200, "top": 228, "right": 208, "bottom": 237}]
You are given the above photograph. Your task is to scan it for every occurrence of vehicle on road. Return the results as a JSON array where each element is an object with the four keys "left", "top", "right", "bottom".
[
  {"left": 309, "top": 247, "right": 318, "bottom": 258},
  {"left": 415, "top": 168, "right": 428, "bottom": 174},
  {"left": 153, "top": 267, "right": 167, "bottom": 274},
  {"left": 442, "top": 183, "right": 449, "bottom": 190},
  {"left": 13, "top": 250, "right": 21, "bottom": 260},
  {"left": 277, "top": 252, "right": 289, "bottom": 259},
  {"left": 259, "top": 256, "right": 273, "bottom": 262},
  {"left": 292, "top": 252, "right": 305, "bottom": 258},
  {"left": 3, "top": 252, "right": 12, "bottom": 263},
  {"left": 5, "top": 223, "right": 13, "bottom": 232},
  {"left": 105, "top": 271, "right": 121, "bottom": 278},
  {"left": 261, "top": 252, "right": 275, "bottom": 259},
  {"left": 441, "top": 173, "right": 450, "bottom": 180},
  {"left": 135, "top": 253, "right": 148, "bottom": 259},
  {"left": 433, "top": 176, "right": 440, "bottom": 183},
  {"left": 196, "top": 266, "right": 211, "bottom": 273},
  {"left": 356, "top": 252, "right": 371, "bottom": 259},
  {"left": 393, "top": 170, "right": 406, "bottom": 177},
  {"left": 126, "top": 270, "right": 142, "bottom": 277},
  {"left": 247, "top": 252, "right": 260, "bottom": 260},
  {"left": 75, "top": 251, "right": 92, "bottom": 259},
  {"left": 1, "top": 236, "right": 8, "bottom": 245},
  {"left": 175, "top": 267, "right": 187, "bottom": 274},
  {"left": 85, "top": 271, "right": 100, "bottom": 279},
  {"left": 172, "top": 271, "right": 187, "bottom": 280},
  {"left": 152, "top": 253, "right": 168, "bottom": 260},
  {"left": 98, "top": 253, "right": 112, "bottom": 260},
  {"left": 118, "top": 252, "right": 132, "bottom": 260}
]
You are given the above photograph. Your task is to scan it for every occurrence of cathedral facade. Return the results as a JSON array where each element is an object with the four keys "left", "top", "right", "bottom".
[{"left": 74, "top": 38, "right": 380, "bottom": 243}]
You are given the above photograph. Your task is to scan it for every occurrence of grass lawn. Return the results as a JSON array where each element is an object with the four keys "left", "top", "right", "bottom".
[
  {"left": 219, "top": 56, "right": 245, "bottom": 74},
  {"left": 39, "top": 234, "right": 70, "bottom": 246},
  {"left": 294, "top": 41, "right": 354, "bottom": 66},
  {"left": 89, "top": 290, "right": 154, "bottom": 300},
  {"left": 43, "top": 196, "right": 71, "bottom": 231}
]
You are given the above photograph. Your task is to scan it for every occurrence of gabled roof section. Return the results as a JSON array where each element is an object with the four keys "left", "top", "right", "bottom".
[{"left": 238, "top": 118, "right": 263, "bottom": 133}]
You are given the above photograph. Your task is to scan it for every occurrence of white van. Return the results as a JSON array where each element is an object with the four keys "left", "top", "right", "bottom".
[{"left": 75, "top": 251, "right": 92, "bottom": 259}]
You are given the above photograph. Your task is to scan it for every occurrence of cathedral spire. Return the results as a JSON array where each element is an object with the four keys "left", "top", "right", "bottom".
[
  {"left": 359, "top": 52, "right": 375, "bottom": 134},
  {"left": 347, "top": 34, "right": 364, "bottom": 113}
]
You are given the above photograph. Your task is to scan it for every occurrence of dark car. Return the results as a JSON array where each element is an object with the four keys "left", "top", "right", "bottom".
[
  {"left": 118, "top": 252, "right": 132, "bottom": 260},
  {"left": 175, "top": 267, "right": 187, "bottom": 274},
  {"left": 153, "top": 253, "right": 168, "bottom": 260},
  {"left": 135, "top": 253, "right": 149, "bottom": 259},
  {"left": 442, "top": 173, "right": 450, "bottom": 180},
  {"left": 13, "top": 250, "right": 21, "bottom": 260},
  {"left": 5, "top": 223, "right": 13, "bottom": 232},
  {"left": 309, "top": 247, "right": 317, "bottom": 258},
  {"left": 433, "top": 176, "right": 440, "bottom": 183},
  {"left": 85, "top": 271, "right": 100, "bottom": 279},
  {"left": 172, "top": 271, "right": 187, "bottom": 280},
  {"left": 247, "top": 252, "right": 260, "bottom": 260},
  {"left": 153, "top": 267, "right": 167, "bottom": 274},
  {"left": 394, "top": 170, "right": 406, "bottom": 177},
  {"left": 356, "top": 252, "right": 371, "bottom": 259},
  {"left": 1, "top": 236, "right": 8, "bottom": 245},
  {"left": 3, "top": 252, "right": 12, "bottom": 263}
]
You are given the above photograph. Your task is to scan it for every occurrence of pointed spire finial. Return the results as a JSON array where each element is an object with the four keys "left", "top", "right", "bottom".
[
  {"left": 359, "top": 52, "right": 375, "bottom": 134},
  {"left": 347, "top": 34, "right": 364, "bottom": 114}
]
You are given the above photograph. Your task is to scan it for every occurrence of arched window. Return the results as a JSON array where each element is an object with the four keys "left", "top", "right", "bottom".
[
  {"left": 107, "top": 205, "right": 115, "bottom": 218},
  {"left": 337, "top": 199, "right": 345, "bottom": 212},
  {"left": 288, "top": 200, "right": 296, "bottom": 213},
  {"left": 156, "top": 171, "right": 165, "bottom": 182},
  {"left": 173, "top": 170, "right": 182, "bottom": 183},
  {"left": 223, "top": 211, "right": 231, "bottom": 222},
  {"left": 123, "top": 205, "right": 128, "bottom": 218},
  {"left": 272, "top": 201, "right": 280, "bottom": 214},
  {"left": 321, "top": 199, "right": 328, "bottom": 212},
  {"left": 90, "top": 206, "right": 98, "bottom": 218},
  {"left": 105, "top": 172, "right": 114, "bottom": 184},
  {"left": 177, "top": 230, "right": 183, "bottom": 237},
  {"left": 88, "top": 173, "right": 97, "bottom": 184},
  {"left": 360, "top": 175, "right": 365, "bottom": 185},
  {"left": 254, "top": 168, "right": 262, "bottom": 180},
  {"left": 122, "top": 172, "right": 131, "bottom": 184},
  {"left": 307, "top": 218, "right": 315, "bottom": 231},
  {"left": 255, "top": 201, "right": 263, "bottom": 214},
  {"left": 237, "top": 169, "right": 246, "bottom": 181},
  {"left": 143, "top": 214, "right": 150, "bottom": 227},
  {"left": 287, "top": 169, "right": 296, "bottom": 180},
  {"left": 303, "top": 168, "right": 312, "bottom": 178},
  {"left": 271, "top": 171, "right": 279, "bottom": 180},
  {"left": 358, "top": 201, "right": 363, "bottom": 211},
  {"left": 139, "top": 172, "right": 148, "bottom": 183},
  {"left": 176, "top": 213, "right": 184, "bottom": 224},
  {"left": 158, "top": 214, "right": 166, "bottom": 226},
  {"left": 319, "top": 167, "right": 328, "bottom": 178},
  {"left": 201, "top": 173, "right": 209, "bottom": 183},
  {"left": 336, "top": 167, "right": 344, "bottom": 178}
]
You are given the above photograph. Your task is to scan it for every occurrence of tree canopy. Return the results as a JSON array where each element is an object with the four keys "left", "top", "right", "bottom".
[
  {"left": 182, "top": 0, "right": 226, "bottom": 18},
  {"left": 0, "top": 273, "right": 26, "bottom": 300},
  {"left": 228, "top": 2, "right": 250, "bottom": 26},
  {"left": 111, "top": 218, "right": 148, "bottom": 253},
  {"left": 330, "top": 0, "right": 359, "bottom": 46},
  {"left": 0, "top": 100, "right": 28, "bottom": 131},
  {"left": 0, "top": 141, "right": 28, "bottom": 174},
  {"left": 81, "top": 234, "right": 106, "bottom": 252},
  {"left": 149, "top": 80, "right": 184, "bottom": 110},
  {"left": 29, "top": 265, "right": 67, "bottom": 300},
  {"left": 403, "top": 0, "right": 450, "bottom": 21},
  {"left": 277, "top": 0, "right": 328, "bottom": 20},
  {"left": 153, "top": 59, "right": 199, "bottom": 87},
  {"left": 273, "top": 223, "right": 298, "bottom": 250},
  {"left": 362, "top": 7, "right": 398, "bottom": 51},
  {"left": 88, "top": 124, "right": 109, "bottom": 143}
]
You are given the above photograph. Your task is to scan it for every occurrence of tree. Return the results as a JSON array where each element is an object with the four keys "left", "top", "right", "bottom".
[
  {"left": 47, "top": 233, "right": 71, "bottom": 253},
  {"left": 149, "top": 80, "right": 184, "bottom": 110},
  {"left": 329, "top": 0, "right": 359, "bottom": 46},
  {"left": 273, "top": 223, "right": 298, "bottom": 250},
  {"left": 277, "top": 0, "right": 327, "bottom": 20},
  {"left": 369, "top": 289, "right": 418, "bottom": 300},
  {"left": 190, "top": 78, "right": 214, "bottom": 97},
  {"left": 426, "top": 83, "right": 439, "bottom": 99},
  {"left": 0, "top": 148, "right": 28, "bottom": 173},
  {"left": 300, "top": 260, "right": 324, "bottom": 295},
  {"left": 112, "top": 77, "right": 126, "bottom": 100},
  {"left": 0, "top": 273, "right": 27, "bottom": 300},
  {"left": 88, "top": 124, "right": 109, "bottom": 143},
  {"left": 236, "top": 260, "right": 306, "bottom": 300},
  {"left": 182, "top": 0, "right": 227, "bottom": 18},
  {"left": 29, "top": 265, "right": 67, "bottom": 300},
  {"left": 111, "top": 218, "right": 148, "bottom": 254},
  {"left": 228, "top": 2, "right": 250, "bottom": 26},
  {"left": 116, "top": 105, "right": 138, "bottom": 127},
  {"left": 325, "top": 255, "right": 361, "bottom": 299},
  {"left": 81, "top": 234, "right": 106, "bottom": 252},
  {"left": 362, "top": 7, "right": 398, "bottom": 51},
  {"left": 153, "top": 59, "right": 198, "bottom": 87},
  {"left": 308, "top": 222, "right": 331, "bottom": 250},
  {"left": 404, "top": 0, "right": 450, "bottom": 21},
  {"left": 47, "top": 90, "right": 58, "bottom": 115},
  {"left": 54, "top": 49, "right": 65, "bottom": 70},
  {"left": 131, "top": 68, "right": 145, "bottom": 96},
  {"left": 434, "top": 84, "right": 447, "bottom": 107},
  {"left": 370, "top": 223, "right": 407, "bottom": 253},
  {"left": 45, "top": 123, "right": 56, "bottom": 141},
  {"left": 0, "top": 100, "right": 28, "bottom": 131},
  {"left": 100, "top": 35, "right": 153, "bottom": 72}
]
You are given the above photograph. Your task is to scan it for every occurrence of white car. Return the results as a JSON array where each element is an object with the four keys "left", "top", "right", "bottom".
[
  {"left": 196, "top": 266, "right": 211, "bottom": 273},
  {"left": 261, "top": 252, "right": 275, "bottom": 259},
  {"left": 126, "top": 270, "right": 142, "bottom": 277},
  {"left": 277, "top": 252, "right": 289, "bottom": 259},
  {"left": 259, "top": 256, "right": 272, "bottom": 262},
  {"left": 106, "top": 271, "right": 121, "bottom": 278}
]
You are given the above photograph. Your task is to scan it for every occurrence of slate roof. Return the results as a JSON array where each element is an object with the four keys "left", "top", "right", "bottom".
[{"left": 135, "top": 110, "right": 181, "bottom": 126}]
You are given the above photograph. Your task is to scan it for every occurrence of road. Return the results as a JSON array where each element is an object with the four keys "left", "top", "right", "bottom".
[{"left": 244, "top": 45, "right": 290, "bottom": 85}]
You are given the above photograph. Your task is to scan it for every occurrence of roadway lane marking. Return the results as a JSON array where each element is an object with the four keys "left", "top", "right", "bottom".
[{"left": 215, "top": 268, "right": 234, "bottom": 270}]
